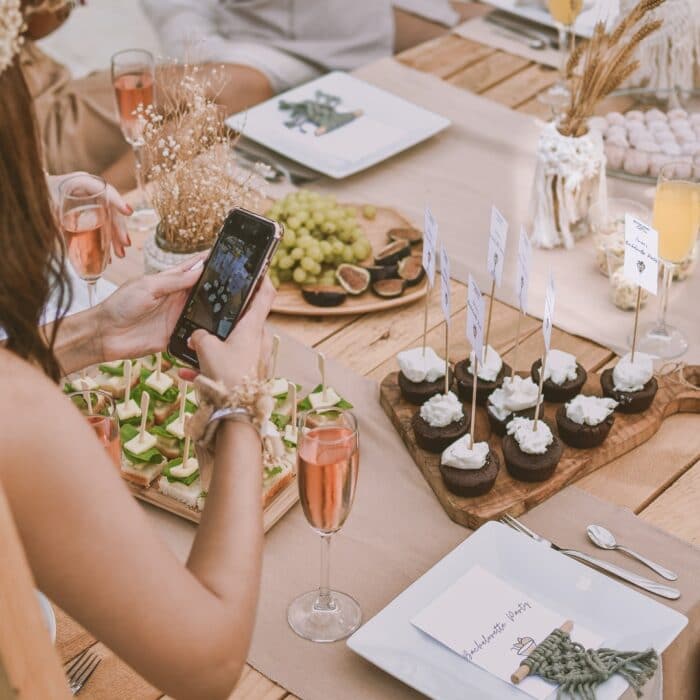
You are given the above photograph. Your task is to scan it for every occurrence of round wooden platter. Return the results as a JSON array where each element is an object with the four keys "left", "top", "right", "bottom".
[{"left": 270, "top": 204, "right": 427, "bottom": 316}]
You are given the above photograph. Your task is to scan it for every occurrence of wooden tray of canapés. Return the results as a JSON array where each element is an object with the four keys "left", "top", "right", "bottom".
[
  {"left": 64, "top": 353, "right": 350, "bottom": 532},
  {"left": 380, "top": 346, "right": 700, "bottom": 529},
  {"left": 266, "top": 190, "right": 427, "bottom": 316}
]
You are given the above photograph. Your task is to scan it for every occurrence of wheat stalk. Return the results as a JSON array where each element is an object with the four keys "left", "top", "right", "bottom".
[{"left": 557, "top": 0, "right": 666, "bottom": 138}]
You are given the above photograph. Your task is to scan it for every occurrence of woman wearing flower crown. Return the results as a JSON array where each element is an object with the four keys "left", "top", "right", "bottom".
[{"left": 0, "top": 3, "right": 274, "bottom": 697}]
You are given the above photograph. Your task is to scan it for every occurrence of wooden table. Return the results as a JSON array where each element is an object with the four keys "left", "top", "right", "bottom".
[{"left": 54, "top": 24, "right": 700, "bottom": 700}]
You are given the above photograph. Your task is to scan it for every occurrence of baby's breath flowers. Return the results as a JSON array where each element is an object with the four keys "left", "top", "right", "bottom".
[
  {"left": 140, "top": 63, "right": 260, "bottom": 253},
  {"left": 0, "top": 0, "right": 25, "bottom": 77}
]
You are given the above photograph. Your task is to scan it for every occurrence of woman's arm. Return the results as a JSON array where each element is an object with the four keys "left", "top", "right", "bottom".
[{"left": 1, "top": 280, "right": 275, "bottom": 700}]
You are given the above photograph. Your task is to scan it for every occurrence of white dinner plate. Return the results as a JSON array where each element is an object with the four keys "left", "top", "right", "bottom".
[
  {"left": 347, "top": 522, "right": 687, "bottom": 700},
  {"left": 226, "top": 71, "right": 450, "bottom": 179},
  {"left": 484, "top": 0, "right": 612, "bottom": 39}
]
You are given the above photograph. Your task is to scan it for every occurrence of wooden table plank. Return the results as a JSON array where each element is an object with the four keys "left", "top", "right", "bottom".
[
  {"left": 479, "top": 63, "right": 560, "bottom": 109},
  {"left": 639, "top": 458, "right": 700, "bottom": 545},
  {"left": 397, "top": 34, "right": 497, "bottom": 80},
  {"left": 270, "top": 313, "right": 358, "bottom": 349},
  {"left": 516, "top": 94, "right": 554, "bottom": 121},
  {"left": 448, "top": 50, "right": 531, "bottom": 94}
]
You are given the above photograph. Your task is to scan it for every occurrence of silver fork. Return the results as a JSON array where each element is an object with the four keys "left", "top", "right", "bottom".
[
  {"left": 65, "top": 649, "right": 102, "bottom": 695},
  {"left": 500, "top": 514, "right": 681, "bottom": 600}
]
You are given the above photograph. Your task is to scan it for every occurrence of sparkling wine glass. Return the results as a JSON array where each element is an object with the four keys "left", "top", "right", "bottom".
[
  {"left": 538, "top": 0, "right": 584, "bottom": 117},
  {"left": 636, "top": 162, "right": 700, "bottom": 358},
  {"left": 288, "top": 408, "right": 361, "bottom": 642},
  {"left": 111, "top": 48, "right": 158, "bottom": 231},
  {"left": 68, "top": 389, "right": 121, "bottom": 468},
  {"left": 59, "top": 174, "right": 110, "bottom": 310}
]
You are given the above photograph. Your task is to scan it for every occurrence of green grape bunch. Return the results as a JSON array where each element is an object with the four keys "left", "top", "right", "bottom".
[{"left": 265, "top": 191, "right": 375, "bottom": 288}]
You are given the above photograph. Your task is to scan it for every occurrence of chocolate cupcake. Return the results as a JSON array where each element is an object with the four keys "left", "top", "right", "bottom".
[
  {"left": 412, "top": 391, "right": 469, "bottom": 453},
  {"left": 531, "top": 350, "right": 587, "bottom": 403},
  {"left": 503, "top": 417, "right": 563, "bottom": 482},
  {"left": 486, "top": 375, "right": 544, "bottom": 437},
  {"left": 556, "top": 395, "right": 618, "bottom": 448},
  {"left": 601, "top": 352, "right": 657, "bottom": 414},
  {"left": 439, "top": 436, "right": 499, "bottom": 497},
  {"left": 397, "top": 346, "right": 452, "bottom": 405},
  {"left": 399, "top": 368, "right": 454, "bottom": 405},
  {"left": 455, "top": 360, "right": 512, "bottom": 405}
]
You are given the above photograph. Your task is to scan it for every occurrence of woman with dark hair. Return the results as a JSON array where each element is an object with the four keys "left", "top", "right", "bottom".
[{"left": 0, "top": 8, "right": 273, "bottom": 699}]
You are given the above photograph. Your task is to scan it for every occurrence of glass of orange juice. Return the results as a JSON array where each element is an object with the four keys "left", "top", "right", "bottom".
[
  {"left": 637, "top": 162, "right": 700, "bottom": 358},
  {"left": 539, "top": 0, "right": 584, "bottom": 117}
]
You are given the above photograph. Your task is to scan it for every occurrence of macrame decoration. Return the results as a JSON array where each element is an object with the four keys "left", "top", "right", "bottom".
[
  {"left": 512, "top": 623, "right": 659, "bottom": 700},
  {"left": 529, "top": 122, "right": 607, "bottom": 249},
  {"left": 620, "top": 0, "right": 699, "bottom": 91}
]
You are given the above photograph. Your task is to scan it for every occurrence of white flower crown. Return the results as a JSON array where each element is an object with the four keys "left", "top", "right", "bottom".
[{"left": 0, "top": 0, "right": 73, "bottom": 77}]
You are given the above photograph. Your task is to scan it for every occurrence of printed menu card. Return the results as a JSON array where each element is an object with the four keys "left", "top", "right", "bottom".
[{"left": 412, "top": 566, "right": 602, "bottom": 699}]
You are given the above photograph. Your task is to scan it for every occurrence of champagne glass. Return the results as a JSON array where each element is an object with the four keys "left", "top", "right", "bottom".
[
  {"left": 59, "top": 174, "right": 110, "bottom": 310},
  {"left": 637, "top": 162, "right": 700, "bottom": 358},
  {"left": 288, "top": 408, "right": 361, "bottom": 642},
  {"left": 539, "top": 0, "right": 584, "bottom": 117},
  {"left": 68, "top": 389, "right": 121, "bottom": 468},
  {"left": 111, "top": 48, "right": 158, "bottom": 232}
]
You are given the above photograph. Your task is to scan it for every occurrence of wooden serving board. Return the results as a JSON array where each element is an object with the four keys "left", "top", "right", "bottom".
[
  {"left": 128, "top": 476, "right": 298, "bottom": 533},
  {"left": 380, "top": 366, "right": 700, "bottom": 528},
  {"left": 271, "top": 204, "right": 427, "bottom": 316}
]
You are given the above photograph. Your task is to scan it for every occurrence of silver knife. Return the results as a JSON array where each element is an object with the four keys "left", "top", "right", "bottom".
[
  {"left": 485, "top": 11, "right": 560, "bottom": 50},
  {"left": 501, "top": 515, "right": 681, "bottom": 600}
]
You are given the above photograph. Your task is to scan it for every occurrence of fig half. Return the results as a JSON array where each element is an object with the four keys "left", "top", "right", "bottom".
[
  {"left": 336, "top": 264, "right": 370, "bottom": 295},
  {"left": 372, "top": 278, "right": 406, "bottom": 298},
  {"left": 398, "top": 256, "right": 425, "bottom": 286},
  {"left": 388, "top": 227, "right": 422, "bottom": 245},
  {"left": 362, "top": 264, "right": 399, "bottom": 282},
  {"left": 302, "top": 285, "right": 347, "bottom": 307},
  {"left": 374, "top": 240, "right": 411, "bottom": 267}
]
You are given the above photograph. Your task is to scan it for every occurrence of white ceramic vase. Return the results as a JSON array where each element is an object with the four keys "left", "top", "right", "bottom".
[
  {"left": 143, "top": 227, "right": 211, "bottom": 274},
  {"left": 529, "top": 122, "right": 607, "bottom": 249}
]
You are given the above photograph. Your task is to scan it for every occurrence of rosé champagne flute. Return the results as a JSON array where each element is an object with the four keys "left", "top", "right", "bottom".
[
  {"left": 59, "top": 174, "right": 110, "bottom": 310},
  {"left": 68, "top": 389, "right": 121, "bottom": 468},
  {"left": 288, "top": 408, "right": 361, "bottom": 642},
  {"left": 111, "top": 48, "right": 158, "bottom": 231}
]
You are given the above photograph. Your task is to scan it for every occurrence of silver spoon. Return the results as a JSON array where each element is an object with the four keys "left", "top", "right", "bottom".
[{"left": 587, "top": 524, "right": 678, "bottom": 581}]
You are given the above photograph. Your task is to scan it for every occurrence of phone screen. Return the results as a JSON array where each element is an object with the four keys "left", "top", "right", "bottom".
[{"left": 171, "top": 209, "right": 277, "bottom": 362}]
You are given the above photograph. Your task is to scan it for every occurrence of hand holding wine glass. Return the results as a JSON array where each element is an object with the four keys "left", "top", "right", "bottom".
[
  {"left": 288, "top": 408, "right": 362, "bottom": 643},
  {"left": 59, "top": 174, "right": 111, "bottom": 310}
]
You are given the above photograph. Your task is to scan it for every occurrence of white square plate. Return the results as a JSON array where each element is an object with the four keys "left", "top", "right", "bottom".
[
  {"left": 226, "top": 71, "right": 450, "bottom": 179},
  {"left": 347, "top": 522, "right": 687, "bottom": 700}
]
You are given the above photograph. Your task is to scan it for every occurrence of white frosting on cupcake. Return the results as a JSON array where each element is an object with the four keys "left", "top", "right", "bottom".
[
  {"left": 541, "top": 349, "right": 578, "bottom": 385},
  {"left": 441, "top": 435, "right": 489, "bottom": 470},
  {"left": 488, "top": 375, "right": 539, "bottom": 421},
  {"left": 398, "top": 346, "right": 446, "bottom": 383},
  {"left": 565, "top": 394, "right": 618, "bottom": 426},
  {"left": 612, "top": 353, "right": 654, "bottom": 392},
  {"left": 468, "top": 344, "right": 503, "bottom": 382},
  {"left": 507, "top": 417, "right": 553, "bottom": 455},
  {"left": 420, "top": 391, "right": 463, "bottom": 428}
]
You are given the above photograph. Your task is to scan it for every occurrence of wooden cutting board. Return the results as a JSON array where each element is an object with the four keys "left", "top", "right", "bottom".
[
  {"left": 128, "top": 477, "right": 298, "bottom": 533},
  {"left": 380, "top": 366, "right": 700, "bottom": 528},
  {"left": 271, "top": 204, "right": 427, "bottom": 316}
]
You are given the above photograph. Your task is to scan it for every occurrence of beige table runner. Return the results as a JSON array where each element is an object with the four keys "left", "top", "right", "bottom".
[
  {"left": 309, "top": 58, "right": 699, "bottom": 364},
  {"left": 140, "top": 331, "right": 698, "bottom": 699},
  {"left": 453, "top": 16, "right": 561, "bottom": 68}
]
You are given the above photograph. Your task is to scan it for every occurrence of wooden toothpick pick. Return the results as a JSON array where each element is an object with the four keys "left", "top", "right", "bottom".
[
  {"left": 533, "top": 351, "right": 546, "bottom": 431},
  {"left": 289, "top": 381, "right": 298, "bottom": 440},
  {"left": 183, "top": 433, "right": 191, "bottom": 464},
  {"left": 422, "top": 285, "right": 430, "bottom": 356},
  {"left": 631, "top": 287, "right": 642, "bottom": 363},
  {"left": 138, "top": 391, "right": 150, "bottom": 440},
  {"left": 444, "top": 323, "right": 450, "bottom": 395},
  {"left": 512, "top": 308, "right": 523, "bottom": 374},
  {"left": 511, "top": 620, "right": 574, "bottom": 684},
  {"left": 178, "top": 379, "right": 188, "bottom": 423},
  {"left": 318, "top": 352, "right": 327, "bottom": 401},
  {"left": 470, "top": 358, "right": 478, "bottom": 450},
  {"left": 483, "top": 278, "right": 496, "bottom": 359},
  {"left": 123, "top": 361, "right": 132, "bottom": 406},
  {"left": 156, "top": 352, "right": 162, "bottom": 380},
  {"left": 270, "top": 334, "right": 280, "bottom": 381}
]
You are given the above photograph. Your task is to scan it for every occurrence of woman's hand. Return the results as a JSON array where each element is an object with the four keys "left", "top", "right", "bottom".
[
  {"left": 97, "top": 254, "right": 207, "bottom": 362},
  {"left": 46, "top": 171, "right": 133, "bottom": 258},
  {"left": 188, "top": 278, "right": 276, "bottom": 388}
]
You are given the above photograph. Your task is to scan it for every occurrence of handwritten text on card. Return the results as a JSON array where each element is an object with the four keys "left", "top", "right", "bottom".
[
  {"left": 467, "top": 275, "right": 485, "bottom": 361},
  {"left": 440, "top": 245, "right": 451, "bottom": 326},
  {"left": 543, "top": 272, "right": 555, "bottom": 352},
  {"left": 487, "top": 205, "right": 508, "bottom": 287},
  {"left": 624, "top": 214, "right": 659, "bottom": 295},
  {"left": 517, "top": 226, "right": 532, "bottom": 314},
  {"left": 423, "top": 207, "right": 438, "bottom": 288}
]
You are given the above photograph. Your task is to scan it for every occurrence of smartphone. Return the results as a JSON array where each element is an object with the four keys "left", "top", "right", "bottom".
[{"left": 168, "top": 207, "right": 282, "bottom": 367}]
